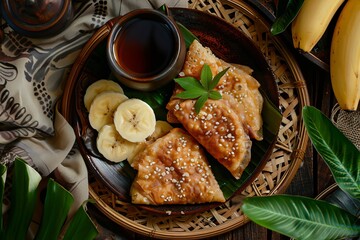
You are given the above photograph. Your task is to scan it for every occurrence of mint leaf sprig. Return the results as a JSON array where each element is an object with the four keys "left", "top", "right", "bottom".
[{"left": 174, "top": 64, "right": 229, "bottom": 114}]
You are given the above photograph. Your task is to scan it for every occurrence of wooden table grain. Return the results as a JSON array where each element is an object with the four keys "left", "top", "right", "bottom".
[{"left": 90, "top": 1, "right": 337, "bottom": 239}]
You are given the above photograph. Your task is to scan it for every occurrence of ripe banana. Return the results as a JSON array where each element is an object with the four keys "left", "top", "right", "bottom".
[
  {"left": 127, "top": 142, "right": 148, "bottom": 166},
  {"left": 97, "top": 124, "right": 136, "bottom": 162},
  {"left": 330, "top": 0, "right": 360, "bottom": 111},
  {"left": 146, "top": 120, "right": 173, "bottom": 142},
  {"left": 126, "top": 120, "right": 173, "bottom": 165},
  {"left": 291, "top": 0, "right": 345, "bottom": 53},
  {"left": 89, "top": 91, "right": 128, "bottom": 131},
  {"left": 84, "top": 79, "right": 124, "bottom": 111},
  {"left": 114, "top": 98, "right": 156, "bottom": 143}
]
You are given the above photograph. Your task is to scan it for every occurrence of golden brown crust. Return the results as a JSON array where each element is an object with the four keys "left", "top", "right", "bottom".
[
  {"left": 166, "top": 40, "right": 263, "bottom": 179},
  {"left": 167, "top": 96, "right": 252, "bottom": 179},
  {"left": 130, "top": 128, "right": 225, "bottom": 205},
  {"left": 170, "top": 40, "right": 263, "bottom": 140}
]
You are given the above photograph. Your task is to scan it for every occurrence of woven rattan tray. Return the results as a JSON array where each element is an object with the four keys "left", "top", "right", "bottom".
[{"left": 62, "top": 0, "right": 310, "bottom": 239}]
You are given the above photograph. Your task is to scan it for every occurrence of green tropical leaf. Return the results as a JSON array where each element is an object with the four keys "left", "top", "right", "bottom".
[
  {"left": 174, "top": 64, "right": 228, "bottom": 114},
  {"left": 63, "top": 201, "right": 98, "bottom": 240},
  {"left": 200, "top": 64, "right": 212, "bottom": 89},
  {"left": 194, "top": 93, "right": 208, "bottom": 114},
  {"left": 35, "top": 179, "right": 74, "bottom": 240},
  {"left": 260, "top": 88, "right": 282, "bottom": 134},
  {"left": 158, "top": 4, "right": 198, "bottom": 49},
  {"left": 0, "top": 164, "right": 6, "bottom": 236},
  {"left": 174, "top": 77, "right": 204, "bottom": 91},
  {"left": 209, "top": 67, "right": 229, "bottom": 90},
  {"left": 177, "top": 21, "right": 198, "bottom": 48},
  {"left": 271, "top": 0, "right": 304, "bottom": 35},
  {"left": 208, "top": 90, "right": 222, "bottom": 100},
  {"left": 0, "top": 158, "right": 98, "bottom": 240},
  {"left": 241, "top": 195, "right": 360, "bottom": 240},
  {"left": 4, "top": 158, "right": 42, "bottom": 240},
  {"left": 176, "top": 90, "right": 205, "bottom": 99},
  {"left": 303, "top": 106, "right": 360, "bottom": 200}
]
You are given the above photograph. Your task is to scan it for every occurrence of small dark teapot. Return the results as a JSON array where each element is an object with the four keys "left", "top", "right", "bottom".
[{"left": 0, "top": 0, "right": 74, "bottom": 38}]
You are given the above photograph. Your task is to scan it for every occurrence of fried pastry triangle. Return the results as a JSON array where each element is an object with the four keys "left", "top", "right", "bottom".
[
  {"left": 168, "top": 39, "right": 263, "bottom": 140},
  {"left": 166, "top": 40, "right": 263, "bottom": 179},
  {"left": 167, "top": 95, "right": 252, "bottom": 179},
  {"left": 130, "top": 128, "right": 225, "bottom": 205}
]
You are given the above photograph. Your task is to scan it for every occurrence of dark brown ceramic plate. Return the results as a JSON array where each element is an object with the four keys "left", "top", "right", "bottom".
[{"left": 61, "top": 8, "right": 281, "bottom": 215}]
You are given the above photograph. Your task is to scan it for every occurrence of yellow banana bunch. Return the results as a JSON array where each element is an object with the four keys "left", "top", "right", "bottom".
[
  {"left": 291, "top": 0, "right": 345, "bottom": 52},
  {"left": 330, "top": 0, "right": 360, "bottom": 111}
]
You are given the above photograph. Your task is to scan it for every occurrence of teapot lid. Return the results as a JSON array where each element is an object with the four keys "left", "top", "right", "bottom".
[{"left": 1, "top": 0, "right": 73, "bottom": 38}]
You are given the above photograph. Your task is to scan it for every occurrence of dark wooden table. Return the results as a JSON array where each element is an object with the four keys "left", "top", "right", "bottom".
[{"left": 89, "top": 1, "right": 337, "bottom": 239}]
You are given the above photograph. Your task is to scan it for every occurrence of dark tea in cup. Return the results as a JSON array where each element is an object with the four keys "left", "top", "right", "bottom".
[
  {"left": 114, "top": 17, "right": 175, "bottom": 76},
  {"left": 107, "top": 9, "right": 186, "bottom": 91}
]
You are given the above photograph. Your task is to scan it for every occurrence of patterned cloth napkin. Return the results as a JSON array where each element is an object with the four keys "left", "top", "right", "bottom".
[
  {"left": 0, "top": 0, "right": 186, "bottom": 229},
  {"left": 331, "top": 104, "right": 360, "bottom": 150}
]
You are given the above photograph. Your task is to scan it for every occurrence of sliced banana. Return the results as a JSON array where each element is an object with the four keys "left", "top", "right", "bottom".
[
  {"left": 127, "top": 121, "right": 173, "bottom": 165},
  {"left": 127, "top": 142, "right": 148, "bottom": 166},
  {"left": 146, "top": 120, "right": 173, "bottom": 142},
  {"left": 96, "top": 124, "right": 136, "bottom": 162},
  {"left": 84, "top": 79, "right": 124, "bottom": 111},
  {"left": 89, "top": 91, "right": 128, "bottom": 131},
  {"left": 114, "top": 99, "right": 156, "bottom": 143}
]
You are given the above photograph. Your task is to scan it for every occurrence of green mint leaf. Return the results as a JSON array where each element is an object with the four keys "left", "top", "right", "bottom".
[
  {"left": 176, "top": 90, "right": 205, "bottom": 99},
  {"left": 209, "top": 67, "right": 229, "bottom": 89},
  {"left": 208, "top": 90, "right": 222, "bottom": 100},
  {"left": 200, "top": 64, "right": 212, "bottom": 90},
  {"left": 194, "top": 94, "right": 208, "bottom": 114},
  {"left": 174, "top": 64, "right": 229, "bottom": 114},
  {"left": 174, "top": 77, "right": 203, "bottom": 91}
]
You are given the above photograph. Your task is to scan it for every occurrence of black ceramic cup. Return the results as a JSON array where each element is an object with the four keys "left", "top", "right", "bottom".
[{"left": 106, "top": 8, "right": 186, "bottom": 91}]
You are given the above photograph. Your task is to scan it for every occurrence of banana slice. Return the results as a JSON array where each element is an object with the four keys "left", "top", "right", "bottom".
[
  {"left": 89, "top": 91, "right": 128, "bottom": 131},
  {"left": 114, "top": 99, "right": 156, "bottom": 143},
  {"left": 127, "top": 142, "right": 148, "bottom": 166},
  {"left": 84, "top": 79, "right": 124, "bottom": 111},
  {"left": 146, "top": 120, "right": 173, "bottom": 142},
  {"left": 127, "top": 121, "right": 173, "bottom": 165},
  {"left": 97, "top": 124, "right": 136, "bottom": 162}
]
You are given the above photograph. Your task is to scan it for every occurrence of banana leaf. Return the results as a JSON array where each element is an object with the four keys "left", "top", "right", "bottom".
[
  {"left": 0, "top": 158, "right": 98, "bottom": 240},
  {"left": 241, "top": 195, "right": 360, "bottom": 240},
  {"left": 63, "top": 201, "right": 98, "bottom": 240},
  {"left": 177, "top": 22, "right": 198, "bottom": 48},
  {"left": 4, "top": 158, "right": 42, "bottom": 240},
  {"left": 159, "top": 4, "right": 198, "bottom": 49},
  {"left": 0, "top": 164, "right": 6, "bottom": 235},
  {"left": 270, "top": 0, "right": 304, "bottom": 35},
  {"left": 302, "top": 106, "right": 360, "bottom": 200},
  {"left": 35, "top": 178, "right": 74, "bottom": 240}
]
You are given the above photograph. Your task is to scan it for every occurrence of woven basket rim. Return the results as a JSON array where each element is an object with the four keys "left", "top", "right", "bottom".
[{"left": 62, "top": 0, "right": 311, "bottom": 238}]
